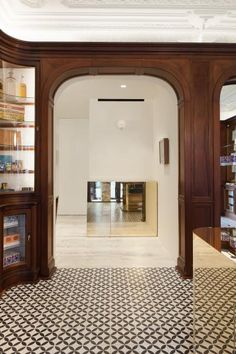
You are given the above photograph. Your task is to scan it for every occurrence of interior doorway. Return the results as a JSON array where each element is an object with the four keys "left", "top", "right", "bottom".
[{"left": 53, "top": 75, "right": 179, "bottom": 268}]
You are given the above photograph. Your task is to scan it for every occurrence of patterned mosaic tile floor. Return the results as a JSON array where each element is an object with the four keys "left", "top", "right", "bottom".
[
  {"left": 194, "top": 268, "right": 236, "bottom": 354},
  {"left": 0, "top": 268, "right": 193, "bottom": 354}
]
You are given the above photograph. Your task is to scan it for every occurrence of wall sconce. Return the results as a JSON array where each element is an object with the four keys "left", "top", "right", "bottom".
[
  {"left": 116, "top": 119, "right": 126, "bottom": 130},
  {"left": 159, "top": 138, "right": 169, "bottom": 164}
]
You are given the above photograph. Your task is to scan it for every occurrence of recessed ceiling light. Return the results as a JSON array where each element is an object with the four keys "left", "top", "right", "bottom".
[{"left": 120, "top": 84, "right": 127, "bottom": 88}]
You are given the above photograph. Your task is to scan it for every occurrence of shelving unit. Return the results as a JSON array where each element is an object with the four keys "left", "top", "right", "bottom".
[
  {"left": 0, "top": 61, "right": 35, "bottom": 193},
  {"left": 0, "top": 59, "right": 37, "bottom": 292},
  {"left": 122, "top": 182, "right": 145, "bottom": 212},
  {"left": 3, "top": 214, "right": 26, "bottom": 268},
  {"left": 221, "top": 228, "right": 236, "bottom": 256}
]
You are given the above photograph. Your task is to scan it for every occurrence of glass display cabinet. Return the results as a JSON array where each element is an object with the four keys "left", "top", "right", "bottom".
[
  {"left": 0, "top": 58, "right": 37, "bottom": 293},
  {"left": 0, "top": 60, "right": 35, "bottom": 193},
  {"left": 3, "top": 212, "right": 27, "bottom": 269}
]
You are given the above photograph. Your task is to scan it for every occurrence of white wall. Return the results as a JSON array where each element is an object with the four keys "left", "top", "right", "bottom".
[
  {"left": 89, "top": 100, "right": 154, "bottom": 181},
  {"left": 57, "top": 119, "right": 89, "bottom": 215},
  {"left": 153, "top": 81, "right": 178, "bottom": 259},
  {"left": 54, "top": 76, "right": 178, "bottom": 259},
  {"left": 145, "top": 181, "right": 158, "bottom": 235}
]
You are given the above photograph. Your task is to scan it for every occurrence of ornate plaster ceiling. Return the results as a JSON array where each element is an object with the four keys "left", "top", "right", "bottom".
[{"left": 1, "top": 0, "right": 236, "bottom": 42}]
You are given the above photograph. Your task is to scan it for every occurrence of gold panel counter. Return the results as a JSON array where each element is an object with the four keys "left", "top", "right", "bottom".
[{"left": 193, "top": 227, "right": 236, "bottom": 353}]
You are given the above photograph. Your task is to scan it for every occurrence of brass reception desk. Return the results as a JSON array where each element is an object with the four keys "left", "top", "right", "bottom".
[{"left": 193, "top": 227, "right": 236, "bottom": 353}]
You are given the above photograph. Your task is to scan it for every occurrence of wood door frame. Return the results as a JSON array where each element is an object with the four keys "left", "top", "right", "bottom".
[{"left": 40, "top": 64, "right": 191, "bottom": 277}]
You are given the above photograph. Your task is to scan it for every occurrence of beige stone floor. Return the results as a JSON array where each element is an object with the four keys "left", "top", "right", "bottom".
[{"left": 55, "top": 215, "right": 176, "bottom": 268}]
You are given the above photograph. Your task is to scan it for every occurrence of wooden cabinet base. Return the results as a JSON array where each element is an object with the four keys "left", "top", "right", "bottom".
[{"left": 0, "top": 269, "right": 39, "bottom": 295}]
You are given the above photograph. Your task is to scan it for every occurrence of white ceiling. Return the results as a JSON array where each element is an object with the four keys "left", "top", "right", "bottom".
[
  {"left": 54, "top": 75, "right": 236, "bottom": 121},
  {"left": 54, "top": 75, "right": 176, "bottom": 119},
  {"left": 1, "top": 0, "right": 236, "bottom": 42}
]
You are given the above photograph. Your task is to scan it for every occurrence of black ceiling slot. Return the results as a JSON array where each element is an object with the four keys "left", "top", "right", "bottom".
[{"left": 97, "top": 99, "right": 144, "bottom": 102}]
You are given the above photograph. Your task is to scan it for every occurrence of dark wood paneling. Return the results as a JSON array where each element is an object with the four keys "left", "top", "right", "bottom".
[
  {"left": 192, "top": 204, "right": 214, "bottom": 230},
  {"left": 2, "top": 29, "right": 236, "bottom": 288},
  {"left": 178, "top": 197, "right": 185, "bottom": 260},
  {"left": 192, "top": 61, "right": 212, "bottom": 199},
  {"left": 40, "top": 100, "right": 55, "bottom": 277},
  {"left": 178, "top": 102, "right": 185, "bottom": 196}
]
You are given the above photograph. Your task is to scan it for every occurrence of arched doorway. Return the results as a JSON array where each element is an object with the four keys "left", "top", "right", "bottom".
[
  {"left": 53, "top": 74, "right": 179, "bottom": 267},
  {"left": 39, "top": 65, "right": 191, "bottom": 277}
]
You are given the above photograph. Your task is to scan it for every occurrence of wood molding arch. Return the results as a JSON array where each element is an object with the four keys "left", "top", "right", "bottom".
[{"left": 39, "top": 60, "right": 191, "bottom": 278}]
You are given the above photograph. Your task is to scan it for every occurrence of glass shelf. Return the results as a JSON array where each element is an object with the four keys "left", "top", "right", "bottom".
[
  {"left": 0, "top": 93, "right": 35, "bottom": 105},
  {"left": 0, "top": 146, "right": 34, "bottom": 151},
  {"left": 0, "top": 121, "right": 35, "bottom": 128},
  {"left": 221, "top": 163, "right": 236, "bottom": 166},
  {"left": 0, "top": 170, "right": 34, "bottom": 174}
]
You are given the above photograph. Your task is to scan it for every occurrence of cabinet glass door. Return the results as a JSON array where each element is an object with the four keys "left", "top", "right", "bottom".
[
  {"left": 0, "top": 60, "right": 35, "bottom": 193},
  {"left": 3, "top": 214, "right": 26, "bottom": 268}
]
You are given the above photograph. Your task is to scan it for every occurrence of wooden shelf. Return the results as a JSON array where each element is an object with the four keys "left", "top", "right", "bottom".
[{"left": 0, "top": 145, "right": 34, "bottom": 151}]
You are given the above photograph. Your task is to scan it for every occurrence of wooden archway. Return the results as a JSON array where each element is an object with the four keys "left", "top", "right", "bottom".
[{"left": 40, "top": 62, "right": 191, "bottom": 277}]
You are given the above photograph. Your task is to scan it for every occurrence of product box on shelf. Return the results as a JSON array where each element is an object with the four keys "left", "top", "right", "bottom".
[
  {"left": 0, "top": 102, "right": 25, "bottom": 122},
  {"left": 4, "top": 216, "right": 18, "bottom": 228},
  {"left": 230, "top": 236, "right": 236, "bottom": 249},
  {"left": 4, "top": 234, "right": 20, "bottom": 248},
  {"left": 0, "top": 155, "right": 24, "bottom": 173},
  {"left": 0, "top": 155, "right": 12, "bottom": 172},
  {"left": 3, "top": 251, "right": 20, "bottom": 267},
  {"left": 221, "top": 230, "right": 230, "bottom": 242},
  {"left": 0, "top": 129, "right": 22, "bottom": 146}
]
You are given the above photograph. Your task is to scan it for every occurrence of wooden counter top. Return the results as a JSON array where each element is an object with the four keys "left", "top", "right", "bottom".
[{"left": 193, "top": 227, "right": 236, "bottom": 268}]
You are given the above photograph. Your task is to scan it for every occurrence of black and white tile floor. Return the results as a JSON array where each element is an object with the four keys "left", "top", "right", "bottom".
[
  {"left": 194, "top": 268, "right": 236, "bottom": 354},
  {"left": 0, "top": 268, "right": 193, "bottom": 354}
]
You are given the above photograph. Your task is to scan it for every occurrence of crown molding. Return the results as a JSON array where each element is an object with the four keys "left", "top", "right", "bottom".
[
  {"left": 62, "top": 0, "right": 236, "bottom": 9},
  {"left": 1, "top": 0, "right": 236, "bottom": 42},
  {"left": 20, "top": 0, "right": 47, "bottom": 7}
]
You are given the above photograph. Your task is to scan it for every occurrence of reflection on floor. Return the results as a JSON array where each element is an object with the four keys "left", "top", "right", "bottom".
[
  {"left": 87, "top": 202, "right": 156, "bottom": 237},
  {"left": 221, "top": 216, "right": 236, "bottom": 227},
  {"left": 55, "top": 216, "right": 175, "bottom": 268},
  {"left": 0, "top": 268, "right": 193, "bottom": 354},
  {"left": 87, "top": 202, "right": 143, "bottom": 223}
]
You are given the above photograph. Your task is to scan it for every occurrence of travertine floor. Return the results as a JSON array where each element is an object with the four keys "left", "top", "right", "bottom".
[{"left": 55, "top": 215, "right": 176, "bottom": 268}]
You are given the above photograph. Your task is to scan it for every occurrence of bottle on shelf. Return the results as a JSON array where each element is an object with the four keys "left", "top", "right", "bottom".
[
  {"left": 19, "top": 75, "right": 27, "bottom": 98},
  {"left": 5, "top": 70, "right": 16, "bottom": 97}
]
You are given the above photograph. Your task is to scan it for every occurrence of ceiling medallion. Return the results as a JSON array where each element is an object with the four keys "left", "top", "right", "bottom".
[
  {"left": 20, "top": 0, "right": 47, "bottom": 7},
  {"left": 61, "top": 0, "right": 236, "bottom": 8}
]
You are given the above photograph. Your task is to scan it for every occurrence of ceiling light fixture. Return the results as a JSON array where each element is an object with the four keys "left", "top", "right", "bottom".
[
  {"left": 116, "top": 120, "right": 126, "bottom": 130},
  {"left": 120, "top": 84, "right": 127, "bottom": 88}
]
